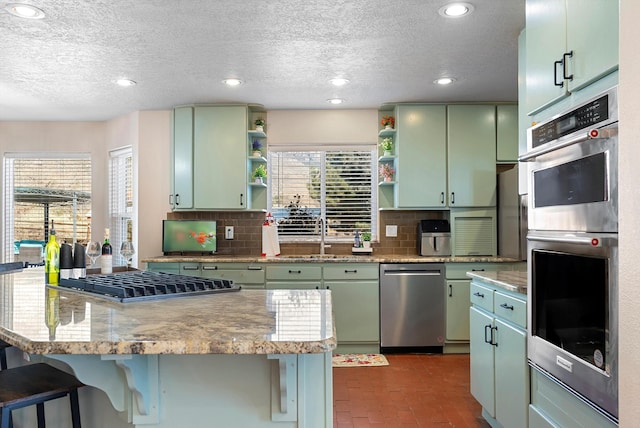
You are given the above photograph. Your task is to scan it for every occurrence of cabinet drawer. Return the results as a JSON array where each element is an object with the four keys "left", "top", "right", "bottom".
[
  {"left": 200, "top": 265, "right": 265, "bottom": 285},
  {"left": 323, "top": 264, "right": 379, "bottom": 280},
  {"left": 266, "top": 265, "right": 322, "bottom": 280},
  {"left": 470, "top": 282, "right": 494, "bottom": 312},
  {"left": 446, "top": 262, "right": 506, "bottom": 280},
  {"left": 494, "top": 291, "right": 526, "bottom": 329}
]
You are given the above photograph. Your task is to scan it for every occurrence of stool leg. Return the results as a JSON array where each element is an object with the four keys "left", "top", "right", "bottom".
[
  {"left": 0, "top": 348, "right": 7, "bottom": 370},
  {"left": 36, "top": 402, "right": 45, "bottom": 427},
  {"left": 1, "top": 408, "right": 10, "bottom": 428},
  {"left": 69, "top": 389, "right": 81, "bottom": 428}
]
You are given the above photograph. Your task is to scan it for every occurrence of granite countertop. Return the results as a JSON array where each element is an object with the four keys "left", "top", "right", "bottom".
[
  {"left": 143, "top": 254, "right": 522, "bottom": 264},
  {"left": 466, "top": 270, "right": 528, "bottom": 294},
  {"left": 0, "top": 268, "right": 335, "bottom": 355}
]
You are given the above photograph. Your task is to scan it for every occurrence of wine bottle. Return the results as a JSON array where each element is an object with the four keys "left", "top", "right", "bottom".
[
  {"left": 101, "top": 228, "right": 113, "bottom": 274},
  {"left": 44, "top": 220, "right": 60, "bottom": 285}
]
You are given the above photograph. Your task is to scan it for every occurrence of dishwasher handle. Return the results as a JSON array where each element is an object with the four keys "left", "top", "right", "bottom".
[{"left": 383, "top": 270, "right": 442, "bottom": 276}]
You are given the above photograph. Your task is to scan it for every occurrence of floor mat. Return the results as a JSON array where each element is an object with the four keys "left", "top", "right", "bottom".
[{"left": 332, "top": 353, "right": 389, "bottom": 367}]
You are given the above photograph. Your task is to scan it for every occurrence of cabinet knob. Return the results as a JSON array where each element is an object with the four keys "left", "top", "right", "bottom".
[
  {"left": 288, "top": 270, "right": 302, "bottom": 274},
  {"left": 473, "top": 291, "right": 484, "bottom": 298},
  {"left": 563, "top": 51, "right": 574, "bottom": 81},
  {"left": 554, "top": 59, "right": 564, "bottom": 87}
]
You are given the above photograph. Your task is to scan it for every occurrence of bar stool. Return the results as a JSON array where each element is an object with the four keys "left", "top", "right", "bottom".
[{"left": 0, "top": 363, "right": 83, "bottom": 428}]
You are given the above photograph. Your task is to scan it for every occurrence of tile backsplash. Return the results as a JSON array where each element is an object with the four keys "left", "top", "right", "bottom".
[{"left": 166, "top": 210, "right": 447, "bottom": 256}]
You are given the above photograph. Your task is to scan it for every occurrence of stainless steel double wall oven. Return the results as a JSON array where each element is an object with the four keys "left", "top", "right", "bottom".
[{"left": 521, "top": 86, "right": 619, "bottom": 421}]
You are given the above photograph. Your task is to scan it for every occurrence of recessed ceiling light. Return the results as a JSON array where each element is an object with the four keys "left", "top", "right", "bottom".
[
  {"left": 115, "top": 79, "right": 136, "bottom": 87},
  {"left": 222, "top": 78, "right": 243, "bottom": 86},
  {"left": 329, "top": 78, "right": 350, "bottom": 87},
  {"left": 434, "top": 77, "right": 456, "bottom": 85},
  {"left": 6, "top": 3, "right": 45, "bottom": 19},
  {"left": 327, "top": 98, "right": 345, "bottom": 105},
  {"left": 438, "top": 3, "right": 474, "bottom": 18}
]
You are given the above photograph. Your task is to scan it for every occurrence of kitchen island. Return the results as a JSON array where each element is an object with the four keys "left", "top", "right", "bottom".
[{"left": 0, "top": 268, "right": 335, "bottom": 427}]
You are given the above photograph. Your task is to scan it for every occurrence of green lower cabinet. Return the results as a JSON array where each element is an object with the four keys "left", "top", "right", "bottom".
[
  {"left": 529, "top": 368, "right": 617, "bottom": 428},
  {"left": 326, "top": 280, "right": 379, "bottom": 353},
  {"left": 446, "top": 280, "right": 470, "bottom": 341},
  {"left": 470, "top": 279, "right": 529, "bottom": 427},
  {"left": 265, "top": 281, "right": 322, "bottom": 290}
]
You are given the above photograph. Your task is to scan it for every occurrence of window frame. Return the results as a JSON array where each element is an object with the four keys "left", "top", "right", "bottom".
[{"left": 267, "top": 144, "right": 377, "bottom": 243}]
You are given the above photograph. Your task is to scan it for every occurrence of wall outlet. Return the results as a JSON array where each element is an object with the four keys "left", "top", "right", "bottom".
[
  {"left": 385, "top": 225, "right": 398, "bottom": 237},
  {"left": 225, "top": 226, "right": 234, "bottom": 240}
]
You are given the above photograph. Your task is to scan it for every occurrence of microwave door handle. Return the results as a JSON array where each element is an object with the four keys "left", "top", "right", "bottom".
[{"left": 519, "top": 125, "right": 619, "bottom": 162}]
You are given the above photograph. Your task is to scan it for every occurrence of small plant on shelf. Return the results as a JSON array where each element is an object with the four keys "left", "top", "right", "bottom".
[
  {"left": 252, "top": 164, "right": 267, "bottom": 183},
  {"left": 379, "top": 163, "right": 395, "bottom": 182},
  {"left": 381, "top": 115, "right": 395, "bottom": 129},
  {"left": 380, "top": 138, "right": 394, "bottom": 155},
  {"left": 361, "top": 231, "right": 372, "bottom": 248},
  {"left": 252, "top": 139, "right": 263, "bottom": 156},
  {"left": 255, "top": 118, "right": 265, "bottom": 131}
]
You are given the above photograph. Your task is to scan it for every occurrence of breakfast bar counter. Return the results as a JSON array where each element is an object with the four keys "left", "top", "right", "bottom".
[{"left": 0, "top": 268, "right": 335, "bottom": 427}]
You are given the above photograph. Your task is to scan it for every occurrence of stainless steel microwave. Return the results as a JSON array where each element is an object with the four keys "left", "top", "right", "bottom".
[{"left": 521, "top": 86, "right": 618, "bottom": 233}]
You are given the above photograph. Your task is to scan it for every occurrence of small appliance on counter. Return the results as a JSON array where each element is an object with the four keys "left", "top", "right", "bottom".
[{"left": 417, "top": 220, "right": 451, "bottom": 256}]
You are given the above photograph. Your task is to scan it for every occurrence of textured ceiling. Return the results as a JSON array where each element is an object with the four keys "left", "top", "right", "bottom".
[{"left": 0, "top": 0, "right": 525, "bottom": 121}]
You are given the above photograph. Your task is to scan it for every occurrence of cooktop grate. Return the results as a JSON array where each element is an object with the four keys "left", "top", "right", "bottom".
[{"left": 57, "top": 271, "right": 241, "bottom": 303}]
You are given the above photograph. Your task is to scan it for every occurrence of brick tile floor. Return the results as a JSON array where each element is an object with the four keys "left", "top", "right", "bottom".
[{"left": 333, "top": 353, "right": 491, "bottom": 428}]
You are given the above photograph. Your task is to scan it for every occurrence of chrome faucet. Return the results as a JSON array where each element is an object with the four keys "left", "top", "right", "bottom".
[{"left": 315, "top": 217, "right": 330, "bottom": 255}]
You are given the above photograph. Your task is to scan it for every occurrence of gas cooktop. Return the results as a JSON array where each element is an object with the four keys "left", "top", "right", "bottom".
[{"left": 56, "top": 271, "right": 241, "bottom": 303}]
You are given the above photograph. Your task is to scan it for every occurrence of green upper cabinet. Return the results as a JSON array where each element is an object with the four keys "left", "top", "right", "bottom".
[
  {"left": 496, "top": 105, "right": 519, "bottom": 163},
  {"left": 194, "top": 106, "right": 248, "bottom": 209},
  {"left": 171, "top": 107, "right": 194, "bottom": 210},
  {"left": 396, "top": 105, "right": 447, "bottom": 208},
  {"left": 525, "top": 0, "right": 619, "bottom": 115},
  {"left": 447, "top": 105, "right": 497, "bottom": 207}
]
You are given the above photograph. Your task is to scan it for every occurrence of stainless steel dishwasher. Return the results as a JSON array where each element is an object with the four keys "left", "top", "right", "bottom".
[{"left": 379, "top": 263, "right": 445, "bottom": 353}]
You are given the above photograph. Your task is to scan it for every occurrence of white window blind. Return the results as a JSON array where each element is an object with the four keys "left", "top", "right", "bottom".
[
  {"left": 109, "top": 147, "right": 134, "bottom": 267},
  {"left": 2, "top": 154, "right": 92, "bottom": 263},
  {"left": 268, "top": 149, "right": 377, "bottom": 241}
]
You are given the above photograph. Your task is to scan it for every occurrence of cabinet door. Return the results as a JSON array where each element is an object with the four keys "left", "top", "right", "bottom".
[
  {"left": 326, "top": 280, "right": 379, "bottom": 343},
  {"left": 172, "top": 107, "right": 194, "bottom": 209},
  {"left": 447, "top": 105, "right": 496, "bottom": 207},
  {"left": 566, "top": 0, "right": 619, "bottom": 92},
  {"left": 470, "top": 306, "right": 495, "bottom": 417},
  {"left": 445, "top": 280, "right": 470, "bottom": 341},
  {"left": 494, "top": 319, "right": 528, "bottom": 428},
  {"left": 525, "top": 0, "right": 568, "bottom": 114},
  {"left": 396, "top": 105, "right": 447, "bottom": 208},
  {"left": 496, "top": 105, "right": 519, "bottom": 163},
  {"left": 194, "top": 106, "right": 247, "bottom": 209}
]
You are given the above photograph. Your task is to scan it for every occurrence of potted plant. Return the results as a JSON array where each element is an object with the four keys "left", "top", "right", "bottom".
[
  {"left": 381, "top": 115, "right": 395, "bottom": 129},
  {"left": 252, "top": 139, "right": 263, "bottom": 157},
  {"left": 252, "top": 164, "right": 267, "bottom": 184},
  {"left": 255, "top": 119, "right": 265, "bottom": 132},
  {"left": 361, "top": 231, "right": 372, "bottom": 248},
  {"left": 379, "top": 163, "right": 395, "bottom": 182},
  {"left": 380, "top": 138, "right": 394, "bottom": 156}
]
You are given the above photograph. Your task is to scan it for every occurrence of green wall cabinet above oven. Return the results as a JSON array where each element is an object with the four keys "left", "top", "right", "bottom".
[
  {"left": 170, "top": 104, "right": 266, "bottom": 211},
  {"left": 525, "top": 0, "right": 618, "bottom": 115}
]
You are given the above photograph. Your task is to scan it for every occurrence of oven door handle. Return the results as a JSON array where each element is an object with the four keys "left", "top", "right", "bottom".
[
  {"left": 519, "top": 126, "right": 618, "bottom": 162},
  {"left": 527, "top": 232, "right": 616, "bottom": 246}
]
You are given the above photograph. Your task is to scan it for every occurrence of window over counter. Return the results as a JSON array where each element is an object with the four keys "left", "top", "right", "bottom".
[
  {"left": 108, "top": 147, "right": 135, "bottom": 267},
  {"left": 268, "top": 146, "right": 377, "bottom": 241},
  {"left": 3, "top": 154, "right": 92, "bottom": 264}
]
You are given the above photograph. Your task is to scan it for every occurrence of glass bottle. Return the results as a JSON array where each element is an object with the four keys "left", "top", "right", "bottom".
[
  {"left": 100, "top": 228, "right": 113, "bottom": 274},
  {"left": 44, "top": 220, "right": 60, "bottom": 285}
]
